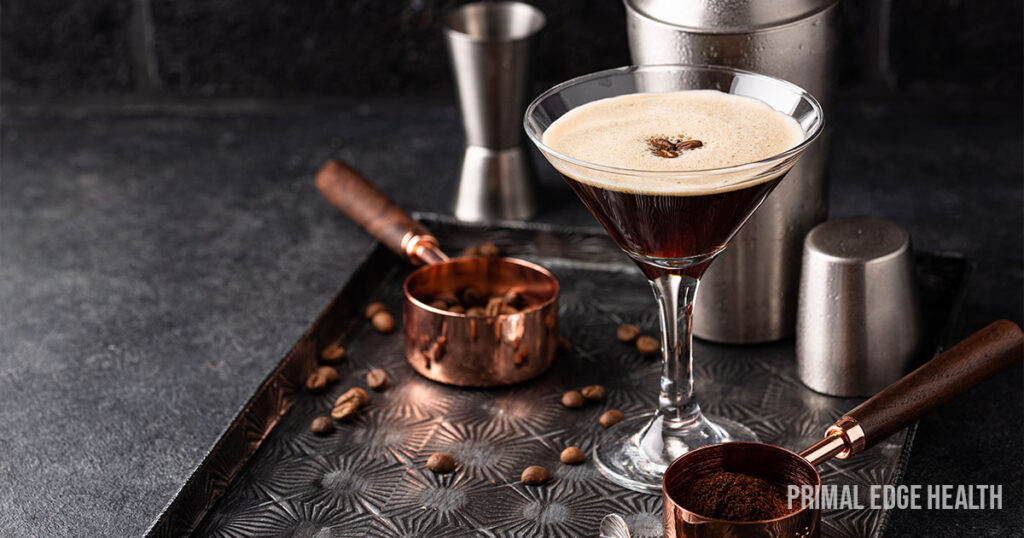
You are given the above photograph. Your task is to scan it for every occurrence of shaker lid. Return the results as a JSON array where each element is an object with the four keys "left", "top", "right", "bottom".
[{"left": 625, "top": 0, "right": 837, "bottom": 33}]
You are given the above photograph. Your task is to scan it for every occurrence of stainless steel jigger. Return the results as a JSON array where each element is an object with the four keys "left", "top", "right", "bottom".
[
  {"left": 443, "top": 2, "right": 544, "bottom": 222},
  {"left": 796, "top": 216, "right": 922, "bottom": 397}
]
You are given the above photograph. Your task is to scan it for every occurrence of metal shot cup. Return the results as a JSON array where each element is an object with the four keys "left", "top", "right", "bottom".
[
  {"left": 796, "top": 216, "right": 922, "bottom": 397},
  {"left": 626, "top": 0, "right": 839, "bottom": 343},
  {"left": 443, "top": 2, "right": 545, "bottom": 222}
]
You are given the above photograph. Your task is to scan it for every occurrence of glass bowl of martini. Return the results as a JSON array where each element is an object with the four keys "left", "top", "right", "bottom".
[{"left": 525, "top": 65, "right": 824, "bottom": 493}]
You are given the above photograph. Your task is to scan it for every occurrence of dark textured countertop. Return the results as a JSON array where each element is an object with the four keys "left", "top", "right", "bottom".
[{"left": 1, "top": 99, "right": 1021, "bottom": 537}]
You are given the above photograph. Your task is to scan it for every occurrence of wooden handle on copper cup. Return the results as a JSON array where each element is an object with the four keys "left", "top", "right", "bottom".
[
  {"left": 316, "top": 159, "right": 444, "bottom": 265},
  {"left": 830, "top": 320, "right": 1023, "bottom": 458}
]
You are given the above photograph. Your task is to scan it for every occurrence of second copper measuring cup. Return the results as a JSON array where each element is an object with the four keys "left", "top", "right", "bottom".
[
  {"left": 316, "top": 160, "right": 559, "bottom": 387},
  {"left": 662, "top": 319, "right": 1023, "bottom": 537}
]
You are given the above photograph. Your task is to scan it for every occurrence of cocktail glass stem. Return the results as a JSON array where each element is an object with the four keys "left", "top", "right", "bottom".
[{"left": 651, "top": 274, "right": 701, "bottom": 425}]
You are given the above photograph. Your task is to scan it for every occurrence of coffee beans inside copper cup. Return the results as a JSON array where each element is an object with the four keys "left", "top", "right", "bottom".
[{"left": 422, "top": 285, "right": 542, "bottom": 316}]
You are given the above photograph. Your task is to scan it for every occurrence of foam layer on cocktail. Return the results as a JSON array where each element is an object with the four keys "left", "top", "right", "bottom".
[{"left": 541, "top": 90, "right": 804, "bottom": 195}]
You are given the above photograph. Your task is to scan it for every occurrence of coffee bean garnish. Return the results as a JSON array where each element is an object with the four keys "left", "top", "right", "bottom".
[
  {"left": 426, "top": 452, "right": 456, "bottom": 474},
  {"left": 366, "top": 368, "right": 388, "bottom": 390},
  {"left": 317, "top": 366, "right": 339, "bottom": 384},
  {"left": 306, "top": 371, "right": 328, "bottom": 394},
  {"left": 371, "top": 311, "right": 395, "bottom": 333},
  {"left": 616, "top": 324, "right": 642, "bottom": 343},
  {"left": 462, "top": 245, "right": 482, "bottom": 257},
  {"left": 648, "top": 136, "right": 703, "bottom": 157},
  {"left": 581, "top": 384, "right": 605, "bottom": 402},
  {"left": 458, "top": 285, "right": 487, "bottom": 307},
  {"left": 636, "top": 335, "right": 660, "bottom": 357},
  {"left": 466, "top": 306, "right": 486, "bottom": 317},
  {"left": 429, "top": 299, "right": 448, "bottom": 310},
  {"left": 320, "top": 344, "right": 346, "bottom": 362},
  {"left": 600, "top": 409, "right": 626, "bottom": 428},
  {"left": 521, "top": 465, "right": 550, "bottom": 485},
  {"left": 561, "top": 390, "right": 585, "bottom": 409},
  {"left": 560, "top": 446, "right": 586, "bottom": 464},
  {"left": 364, "top": 302, "right": 387, "bottom": 319},
  {"left": 656, "top": 148, "right": 679, "bottom": 158},
  {"left": 310, "top": 416, "right": 334, "bottom": 435},
  {"left": 650, "top": 138, "right": 675, "bottom": 150},
  {"left": 448, "top": 304, "right": 467, "bottom": 314}
]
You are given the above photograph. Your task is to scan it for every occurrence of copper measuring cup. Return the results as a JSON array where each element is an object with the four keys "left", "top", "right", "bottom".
[
  {"left": 316, "top": 160, "right": 559, "bottom": 387},
  {"left": 662, "top": 319, "right": 1023, "bottom": 537}
]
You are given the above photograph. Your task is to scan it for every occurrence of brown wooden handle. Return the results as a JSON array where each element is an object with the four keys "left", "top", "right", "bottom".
[
  {"left": 316, "top": 159, "right": 433, "bottom": 260},
  {"left": 845, "top": 320, "right": 1023, "bottom": 452}
]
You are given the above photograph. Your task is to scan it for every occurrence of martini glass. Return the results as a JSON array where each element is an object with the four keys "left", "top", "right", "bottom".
[{"left": 524, "top": 65, "right": 823, "bottom": 493}]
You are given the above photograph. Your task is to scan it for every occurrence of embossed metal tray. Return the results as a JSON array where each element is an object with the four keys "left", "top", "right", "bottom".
[{"left": 147, "top": 215, "right": 970, "bottom": 538}]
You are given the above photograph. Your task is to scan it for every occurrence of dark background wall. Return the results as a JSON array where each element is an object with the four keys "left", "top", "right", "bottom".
[{"left": 1, "top": 0, "right": 1021, "bottom": 103}]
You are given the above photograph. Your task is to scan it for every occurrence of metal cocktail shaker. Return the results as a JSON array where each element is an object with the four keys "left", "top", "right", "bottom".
[{"left": 625, "top": 0, "right": 839, "bottom": 343}]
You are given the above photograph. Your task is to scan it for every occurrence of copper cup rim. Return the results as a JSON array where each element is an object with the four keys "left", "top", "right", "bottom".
[
  {"left": 661, "top": 441, "right": 822, "bottom": 525},
  {"left": 403, "top": 256, "right": 560, "bottom": 319}
]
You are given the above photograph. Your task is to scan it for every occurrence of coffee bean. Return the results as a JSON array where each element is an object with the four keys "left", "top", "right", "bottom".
[
  {"left": 306, "top": 372, "right": 328, "bottom": 393},
  {"left": 616, "top": 324, "right": 641, "bottom": 343},
  {"left": 371, "top": 311, "right": 395, "bottom": 333},
  {"left": 655, "top": 148, "right": 679, "bottom": 158},
  {"left": 501, "top": 289, "right": 523, "bottom": 309},
  {"left": 557, "top": 335, "right": 572, "bottom": 352},
  {"left": 458, "top": 285, "right": 486, "bottom": 307},
  {"left": 366, "top": 368, "right": 388, "bottom": 390},
  {"left": 561, "top": 390, "right": 584, "bottom": 408},
  {"left": 485, "top": 296, "right": 505, "bottom": 317},
  {"left": 521, "top": 465, "right": 550, "bottom": 485},
  {"left": 364, "top": 302, "right": 387, "bottom": 319},
  {"left": 675, "top": 139, "right": 704, "bottom": 151},
  {"left": 335, "top": 387, "right": 369, "bottom": 407},
  {"left": 310, "top": 416, "right": 334, "bottom": 435},
  {"left": 600, "top": 409, "right": 626, "bottom": 428},
  {"left": 636, "top": 335, "right": 660, "bottom": 356},
  {"left": 317, "top": 366, "right": 339, "bottom": 383},
  {"left": 560, "top": 446, "right": 586, "bottom": 464},
  {"left": 649, "top": 137, "right": 675, "bottom": 150},
  {"left": 448, "top": 304, "right": 466, "bottom": 314},
  {"left": 331, "top": 387, "right": 368, "bottom": 421},
  {"left": 428, "top": 299, "right": 448, "bottom": 310},
  {"left": 581, "top": 384, "right": 605, "bottom": 402},
  {"left": 320, "top": 344, "right": 346, "bottom": 362},
  {"left": 426, "top": 452, "right": 456, "bottom": 474},
  {"left": 331, "top": 401, "right": 360, "bottom": 421},
  {"left": 462, "top": 245, "right": 482, "bottom": 257},
  {"left": 466, "top": 306, "right": 486, "bottom": 317},
  {"left": 479, "top": 242, "right": 501, "bottom": 258}
]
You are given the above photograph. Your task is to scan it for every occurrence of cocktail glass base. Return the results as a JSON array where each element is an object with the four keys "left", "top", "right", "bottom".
[{"left": 593, "top": 412, "right": 758, "bottom": 493}]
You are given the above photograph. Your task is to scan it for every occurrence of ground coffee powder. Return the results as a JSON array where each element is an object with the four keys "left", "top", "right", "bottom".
[{"left": 680, "top": 471, "right": 792, "bottom": 521}]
